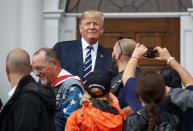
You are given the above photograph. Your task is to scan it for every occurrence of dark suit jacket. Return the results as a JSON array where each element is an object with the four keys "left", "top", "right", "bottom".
[{"left": 53, "top": 39, "right": 112, "bottom": 80}]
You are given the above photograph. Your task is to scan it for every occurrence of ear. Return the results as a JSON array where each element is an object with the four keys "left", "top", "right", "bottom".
[
  {"left": 101, "top": 27, "right": 104, "bottom": 34},
  {"left": 29, "top": 65, "right": 32, "bottom": 72},
  {"left": 52, "top": 60, "right": 60, "bottom": 69},
  {"left": 6, "top": 65, "right": 10, "bottom": 74},
  {"left": 115, "top": 52, "right": 121, "bottom": 60},
  {"left": 52, "top": 60, "right": 57, "bottom": 65},
  {"left": 79, "top": 24, "right": 82, "bottom": 34},
  {"left": 6, "top": 65, "right": 11, "bottom": 82}
]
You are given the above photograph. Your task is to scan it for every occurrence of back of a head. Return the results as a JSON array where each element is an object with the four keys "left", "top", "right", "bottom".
[
  {"left": 160, "top": 67, "right": 182, "bottom": 88},
  {"left": 6, "top": 48, "right": 31, "bottom": 75},
  {"left": 85, "top": 70, "right": 112, "bottom": 98},
  {"left": 84, "top": 71, "right": 121, "bottom": 115},
  {"left": 118, "top": 38, "right": 137, "bottom": 57},
  {"left": 80, "top": 10, "right": 104, "bottom": 26},
  {"left": 136, "top": 71, "right": 165, "bottom": 105},
  {"left": 136, "top": 71, "right": 166, "bottom": 131}
]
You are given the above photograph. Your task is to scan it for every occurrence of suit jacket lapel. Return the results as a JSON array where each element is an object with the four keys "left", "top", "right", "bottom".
[
  {"left": 95, "top": 44, "right": 104, "bottom": 70},
  {"left": 73, "top": 39, "right": 84, "bottom": 78}
]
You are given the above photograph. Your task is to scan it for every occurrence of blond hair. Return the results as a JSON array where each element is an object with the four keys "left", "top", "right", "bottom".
[
  {"left": 81, "top": 88, "right": 112, "bottom": 106},
  {"left": 79, "top": 10, "right": 104, "bottom": 26}
]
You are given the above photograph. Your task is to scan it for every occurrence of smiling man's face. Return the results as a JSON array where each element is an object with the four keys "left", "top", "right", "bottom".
[{"left": 79, "top": 17, "right": 104, "bottom": 45}]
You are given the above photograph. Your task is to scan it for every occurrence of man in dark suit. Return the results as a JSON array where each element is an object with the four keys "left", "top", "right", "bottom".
[{"left": 53, "top": 10, "right": 112, "bottom": 82}]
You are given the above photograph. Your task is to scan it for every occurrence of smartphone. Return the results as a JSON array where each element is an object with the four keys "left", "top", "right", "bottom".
[{"left": 144, "top": 50, "right": 156, "bottom": 58}]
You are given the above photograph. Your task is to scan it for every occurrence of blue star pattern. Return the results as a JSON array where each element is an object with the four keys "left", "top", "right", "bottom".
[
  {"left": 52, "top": 76, "right": 85, "bottom": 131},
  {"left": 53, "top": 84, "right": 83, "bottom": 119}
]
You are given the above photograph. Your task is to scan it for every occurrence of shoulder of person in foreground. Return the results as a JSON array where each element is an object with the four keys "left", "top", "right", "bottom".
[
  {"left": 167, "top": 87, "right": 193, "bottom": 112},
  {"left": 53, "top": 40, "right": 79, "bottom": 49},
  {"left": 3, "top": 75, "right": 56, "bottom": 130},
  {"left": 21, "top": 75, "right": 56, "bottom": 115},
  {"left": 154, "top": 46, "right": 193, "bottom": 112},
  {"left": 57, "top": 77, "right": 84, "bottom": 117},
  {"left": 123, "top": 108, "right": 147, "bottom": 131},
  {"left": 123, "top": 106, "right": 179, "bottom": 131}
]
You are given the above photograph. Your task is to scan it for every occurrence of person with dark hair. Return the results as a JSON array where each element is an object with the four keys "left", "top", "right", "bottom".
[
  {"left": 155, "top": 46, "right": 193, "bottom": 131},
  {"left": 110, "top": 37, "right": 142, "bottom": 113},
  {"left": 159, "top": 67, "right": 184, "bottom": 129},
  {"left": 65, "top": 71, "right": 125, "bottom": 131},
  {"left": 160, "top": 67, "right": 182, "bottom": 89},
  {"left": 0, "top": 48, "right": 56, "bottom": 131},
  {"left": 32, "top": 48, "right": 85, "bottom": 131},
  {"left": 53, "top": 10, "right": 112, "bottom": 84},
  {"left": 122, "top": 44, "right": 179, "bottom": 131}
]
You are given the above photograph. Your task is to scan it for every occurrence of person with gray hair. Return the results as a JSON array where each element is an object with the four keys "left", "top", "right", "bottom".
[
  {"left": 0, "top": 48, "right": 56, "bottom": 131},
  {"left": 32, "top": 48, "right": 85, "bottom": 131}
]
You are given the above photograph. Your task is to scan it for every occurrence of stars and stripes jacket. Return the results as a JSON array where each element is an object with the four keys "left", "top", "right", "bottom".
[{"left": 52, "top": 69, "right": 85, "bottom": 131}]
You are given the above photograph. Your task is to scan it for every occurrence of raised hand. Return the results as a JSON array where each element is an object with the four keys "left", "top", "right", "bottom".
[
  {"left": 154, "top": 46, "right": 172, "bottom": 62},
  {"left": 132, "top": 43, "right": 148, "bottom": 59}
]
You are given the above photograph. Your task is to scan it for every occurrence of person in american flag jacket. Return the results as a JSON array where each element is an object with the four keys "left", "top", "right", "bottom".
[{"left": 32, "top": 48, "right": 85, "bottom": 131}]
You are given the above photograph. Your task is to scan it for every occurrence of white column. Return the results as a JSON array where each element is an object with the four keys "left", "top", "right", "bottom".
[
  {"left": 18, "top": 0, "right": 43, "bottom": 56},
  {"left": 180, "top": 8, "right": 193, "bottom": 76},
  {"left": 59, "top": 16, "right": 77, "bottom": 41},
  {"left": 43, "top": 10, "right": 63, "bottom": 47},
  {"left": 0, "top": 0, "right": 19, "bottom": 103},
  {"left": 42, "top": 0, "right": 64, "bottom": 48},
  {"left": 192, "top": 0, "right": 193, "bottom": 7}
]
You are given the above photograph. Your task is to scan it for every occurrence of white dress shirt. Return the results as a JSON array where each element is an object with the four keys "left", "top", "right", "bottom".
[
  {"left": 8, "top": 85, "right": 17, "bottom": 99},
  {"left": 81, "top": 37, "right": 98, "bottom": 72}
]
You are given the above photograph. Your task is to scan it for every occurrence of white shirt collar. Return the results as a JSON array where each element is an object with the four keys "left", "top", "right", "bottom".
[
  {"left": 58, "top": 69, "right": 72, "bottom": 77},
  {"left": 81, "top": 37, "right": 98, "bottom": 53},
  {"left": 8, "top": 85, "right": 17, "bottom": 98}
]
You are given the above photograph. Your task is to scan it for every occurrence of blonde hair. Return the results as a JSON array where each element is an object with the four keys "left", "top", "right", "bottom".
[
  {"left": 81, "top": 88, "right": 112, "bottom": 106},
  {"left": 79, "top": 10, "right": 104, "bottom": 26}
]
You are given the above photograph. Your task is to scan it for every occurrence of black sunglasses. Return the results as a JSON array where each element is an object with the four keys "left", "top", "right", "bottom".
[{"left": 117, "top": 40, "right": 122, "bottom": 55}]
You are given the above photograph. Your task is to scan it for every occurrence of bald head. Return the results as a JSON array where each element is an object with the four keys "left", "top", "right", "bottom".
[
  {"left": 117, "top": 38, "right": 137, "bottom": 57},
  {"left": 6, "top": 48, "right": 31, "bottom": 75}
]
